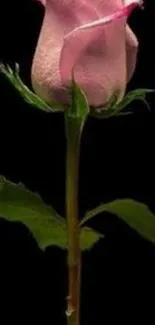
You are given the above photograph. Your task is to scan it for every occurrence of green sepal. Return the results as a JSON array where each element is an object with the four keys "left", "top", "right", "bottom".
[
  {"left": 90, "top": 89, "right": 155, "bottom": 119},
  {"left": 115, "top": 88, "right": 154, "bottom": 113},
  {"left": 67, "top": 71, "right": 89, "bottom": 119},
  {"left": 0, "top": 63, "right": 64, "bottom": 113}
]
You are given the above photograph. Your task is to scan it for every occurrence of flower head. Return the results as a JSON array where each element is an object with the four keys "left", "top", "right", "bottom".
[{"left": 32, "top": 0, "right": 142, "bottom": 108}]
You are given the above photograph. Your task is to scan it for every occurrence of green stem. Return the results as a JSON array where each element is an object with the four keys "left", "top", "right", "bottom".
[{"left": 65, "top": 115, "right": 85, "bottom": 325}]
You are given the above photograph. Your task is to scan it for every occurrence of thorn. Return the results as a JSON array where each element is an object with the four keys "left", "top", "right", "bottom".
[
  {"left": 66, "top": 296, "right": 75, "bottom": 317},
  {"left": 66, "top": 307, "right": 75, "bottom": 317}
]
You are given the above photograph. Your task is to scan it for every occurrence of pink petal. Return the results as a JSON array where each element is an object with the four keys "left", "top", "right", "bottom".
[
  {"left": 31, "top": 0, "right": 98, "bottom": 105},
  {"left": 86, "top": 0, "right": 142, "bottom": 17},
  {"left": 87, "top": 0, "right": 123, "bottom": 17},
  {"left": 60, "top": 1, "right": 141, "bottom": 86},
  {"left": 124, "top": 0, "right": 142, "bottom": 5},
  {"left": 126, "top": 25, "right": 138, "bottom": 81},
  {"left": 35, "top": 0, "right": 46, "bottom": 6}
]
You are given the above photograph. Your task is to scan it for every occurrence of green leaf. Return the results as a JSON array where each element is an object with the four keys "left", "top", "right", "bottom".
[
  {"left": 0, "top": 177, "right": 100, "bottom": 250},
  {"left": 0, "top": 63, "right": 64, "bottom": 113},
  {"left": 0, "top": 176, "right": 66, "bottom": 249},
  {"left": 80, "top": 226, "right": 104, "bottom": 250},
  {"left": 80, "top": 199, "right": 155, "bottom": 243},
  {"left": 67, "top": 71, "right": 89, "bottom": 118}
]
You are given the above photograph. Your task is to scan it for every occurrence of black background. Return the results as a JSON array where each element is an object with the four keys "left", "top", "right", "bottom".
[{"left": 0, "top": 0, "right": 155, "bottom": 324}]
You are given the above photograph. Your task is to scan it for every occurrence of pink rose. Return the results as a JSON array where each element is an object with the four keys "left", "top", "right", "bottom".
[{"left": 31, "top": 0, "right": 142, "bottom": 108}]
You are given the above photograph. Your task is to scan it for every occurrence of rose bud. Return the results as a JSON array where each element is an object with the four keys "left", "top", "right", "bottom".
[{"left": 31, "top": 0, "right": 142, "bottom": 108}]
